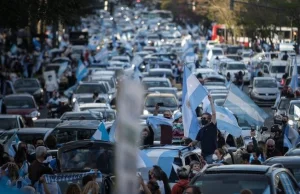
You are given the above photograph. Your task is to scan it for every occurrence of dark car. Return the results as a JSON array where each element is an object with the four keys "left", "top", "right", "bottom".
[
  {"left": 264, "top": 156, "right": 300, "bottom": 183},
  {"left": 0, "top": 128, "right": 53, "bottom": 147},
  {"left": 33, "top": 119, "right": 61, "bottom": 128},
  {"left": 57, "top": 140, "right": 115, "bottom": 194},
  {"left": 14, "top": 78, "right": 44, "bottom": 103},
  {"left": 4, "top": 94, "right": 40, "bottom": 126},
  {"left": 190, "top": 164, "right": 300, "bottom": 194}
]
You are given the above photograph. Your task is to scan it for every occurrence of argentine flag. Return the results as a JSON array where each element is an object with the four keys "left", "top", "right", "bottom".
[
  {"left": 91, "top": 122, "right": 109, "bottom": 141},
  {"left": 182, "top": 66, "right": 208, "bottom": 139},
  {"left": 4, "top": 132, "right": 20, "bottom": 157},
  {"left": 207, "top": 106, "right": 242, "bottom": 137},
  {"left": 224, "top": 84, "right": 269, "bottom": 126},
  {"left": 76, "top": 60, "right": 88, "bottom": 82},
  {"left": 289, "top": 57, "right": 298, "bottom": 92},
  {"left": 284, "top": 134, "right": 293, "bottom": 150}
]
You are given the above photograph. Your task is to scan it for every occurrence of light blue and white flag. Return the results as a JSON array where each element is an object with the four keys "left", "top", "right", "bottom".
[
  {"left": 133, "top": 65, "right": 143, "bottom": 82},
  {"left": 109, "top": 119, "right": 117, "bottom": 142},
  {"left": 147, "top": 116, "right": 173, "bottom": 130},
  {"left": 4, "top": 131, "right": 20, "bottom": 157},
  {"left": 137, "top": 150, "right": 154, "bottom": 169},
  {"left": 64, "top": 84, "right": 78, "bottom": 98},
  {"left": 94, "top": 47, "right": 108, "bottom": 61},
  {"left": 284, "top": 134, "right": 293, "bottom": 150},
  {"left": 76, "top": 60, "right": 88, "bottom": 82},
  {"left": 224, "top": 84, "right": 269, "bottom": 126},
  {"left": 207, "top": 106, "right": 242, "bottom": 137},
  {"left": 132, "top": 55, "right": 143, "bottom": 66},
  {"left": 289, "top": 57, "right": 298, "bottom": 92},
  {"left": 284, "top": 121, "right": 299, "bottom": 147},
  {"left": 182, "top": 66, "right": 208, "bottom": 139},
  {"left": 57, "top": 62, "right": 68, "bottom": 78},
  {"left": 143, "top": 146, "right": 184, "bottom": 178},
  {"left": 91, "top": 122, "right": 109, "bottom": 141}
]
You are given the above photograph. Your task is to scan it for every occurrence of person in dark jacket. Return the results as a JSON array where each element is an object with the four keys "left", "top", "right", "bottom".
[
  {"left": 217, "top": 130, "right": 225, "bottom": 148},
  {"left": 266, "top": 139, "right": 282, "bottom": 159}
]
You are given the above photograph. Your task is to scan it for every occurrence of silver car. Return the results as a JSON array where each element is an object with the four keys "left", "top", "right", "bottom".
[{"left": 249, "top": 77, "right": 279, "bottom": 106}]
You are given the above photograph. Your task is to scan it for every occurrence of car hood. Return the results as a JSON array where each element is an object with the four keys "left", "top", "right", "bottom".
[
  {"left": 253, "top": 87, "right": 278, "bottom": 94},
  {"left": 7, "top": 108, "right": 37, "bottom": 115}
]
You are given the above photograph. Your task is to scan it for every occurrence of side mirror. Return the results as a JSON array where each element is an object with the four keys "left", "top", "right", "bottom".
[{"left": 248, "top": 85, "right": 253, "bottom": 89}]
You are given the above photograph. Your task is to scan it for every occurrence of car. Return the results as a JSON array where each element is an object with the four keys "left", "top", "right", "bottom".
[
  {"left": 264, "top": 156, "right": 300, "bottom": 183},
  {"left": 287, "top": 99, "right": 300, "bottom": 127},
  {"left": 88, "top": 75, "right": 116, "bottom": 91},
  {"left": 141, "top": 145, "right": 201, "bottom": 183},
  {"left": 14, "top": 78, "right": 44, "bottom": 103},
  {"left": 203, "top": 75, "right": 227, "bottom": 86},
  {"left": 87, "top": 109, "right": 116, "bottom": 122},
  {"left": 60, "top": 111, "right": 103, "bottom": 121},
  {"left": 73, "top": 82, "right": 112, "bottom": 104},
  {"left": 142, "top": 77, "right": 172, "bottom": 89},
  {"left": 226, "top": 45, "right": 243, "bottom": 55},
  {"left": 46, "top": 120, "right": 102, "bottom": 146},
  {"left": 207, "top": 47, "right": 224, "bottom": 61},
  {"left": 33, "top": 119, "right": 61, "bottom": 128},
  {"left": 108, "top": 61, "right": 130, "bottom": 69},
  {"left": 0, "top": 114, "right": 26, "bottom": 130},
  {"left": 211, "top": 93, "right": 227, "bottom": 105},
  {"left": 144, "top": 93, "right": 178, "bottom": 114},
  {"left": 272, "top": 97, "right": 292, "bottom": 124},
  {"left": 249, "top": 77, "right": 279, "bottom": 106},
  {"left": 0, "top": 128, "right": 53, "bottom": 147},
  {"left": 57, "top": 140, "right": 114, "bottom": 194},
  {"left": 74, "top": 103, "right": 111, "bottom": 112},
  {"left": 264, "top": 60, "right": 288, "bottom": 82},
  {"left": 221, "top": 61, "right": 250, "bottom": 83},
  {"left": 190, "top": 164, "right": 300, "bottom": 194},
  {"left": 4, "top": 94, "right": 40, "bottom": 126},
  {"left": 225, "top": 54, "right": 243, "bottom": 61}
]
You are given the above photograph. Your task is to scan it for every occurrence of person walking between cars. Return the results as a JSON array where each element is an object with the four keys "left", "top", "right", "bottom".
[
  {"left": 234, "top": 71, "right": 245, "bottom": 90},
  {"left": 189, "top": 94, "right": 217, "bottom": 164},
  {"left": 266, "top": 139, "right": 282, "bottom": 159}
]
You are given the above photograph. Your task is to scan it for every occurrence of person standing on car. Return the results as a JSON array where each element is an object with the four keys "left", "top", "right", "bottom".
[{"left": 189, "top": 94, "right": 217, "bottom": 164}]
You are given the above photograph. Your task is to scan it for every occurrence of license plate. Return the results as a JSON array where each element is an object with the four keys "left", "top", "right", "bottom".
[{"left": 51, "top": 108, "right": 57, "bottom": 111}]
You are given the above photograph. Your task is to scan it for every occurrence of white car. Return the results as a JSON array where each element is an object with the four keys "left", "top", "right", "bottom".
[
  {"left": 74, "top": 103, "right": 111, "bottom": 112},
  {"left": 222, "top": 62, "right": 250, "bottom": 83},
  {"left": 263, "top": 60, "right": 288, "bottom": 82},
  {"left": 207, "top": 47, "right": 224, "bottom": 61}
]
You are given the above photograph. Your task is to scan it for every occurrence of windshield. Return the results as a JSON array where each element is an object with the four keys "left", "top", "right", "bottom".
[
  {"left": 34, "top": 122, "right": 59, "bottom": 128},
  {"left": 227, "top": 64, "right": 246, "bottom": 70},
  {"left": 0, "top": 118, "right": 18, "bottom": 130},
  {"left": 254, "top": 80, "right": 277, "bottom": 88},
  {"left": 75, "top": 84, "right": 107, "bottom": 94},
  {"left": 193, "top": 174, "right": 269, "bottom": 194},
  {"left": 213, "top": 50, "right": 223, "bottom": 56},
  {"left": 289, "top": 103, "right": 300, "bottom": 115},
  {"left": 60, "top": 113, "right": 99, "bottom": 120},
  {"left": 271, "top": 66, "right": 285, "bottom": 73},
  {"left": 77, "top": 97, "right": 94, "bottom": 104},
  {"left": 143, "top": 81, "right": 170, "bottom": 89},
  {"left": 4, "top": 97, "right": 35, "bottom": 109},
  {"left": 145, "top": 96, "right": 177, "bottom": 107},
  {"left": 14, "top": 80, "right": 39, "bottom": 88},
  {"left": 60, "top": 147, "right": 114, "bottom": 174}
]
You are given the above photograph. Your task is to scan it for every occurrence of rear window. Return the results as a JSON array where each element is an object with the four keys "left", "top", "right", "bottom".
[
  {"left": 75, "top": 84, "right": 108, "bottom": 94},
  {"left": 51, "top": 128, "right": 96, "bottom": 145},
  {"left": 34, "top": 122, "right": 60, "bottom": 128},
  {"left": 143, "top": 81, "right": 170, "bottom": 89},
  {"left": 4, "top": 97, "right": 35, "bottom": 109},
  {"left": 0, "top": 118, "right": 18, "bottom": 130},
  {"left": 145, "top": 96, "right": 177, "bottom": 107},
  {"left": 193, "top": 174, "right": 269, "bottom": 194}
]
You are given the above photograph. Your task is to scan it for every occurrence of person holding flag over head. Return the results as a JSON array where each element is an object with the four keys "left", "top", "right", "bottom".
[{"left": 188, "top": 94, "right": 217, "bottom": 164}]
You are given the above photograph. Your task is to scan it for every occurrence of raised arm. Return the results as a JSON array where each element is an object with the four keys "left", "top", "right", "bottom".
[{"left": 208, "top": 94, "right": 216, "bottom": 124}]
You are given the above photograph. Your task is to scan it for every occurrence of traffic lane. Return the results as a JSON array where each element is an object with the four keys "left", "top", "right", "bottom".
[{"left": 243, "top": 85, "right": 274, "bottom": 129}]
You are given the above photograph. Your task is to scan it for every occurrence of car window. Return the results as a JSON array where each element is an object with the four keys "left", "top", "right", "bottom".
[
  {"left": 143, "top": 81, "right": 170, "bottom": 89},
  {"left": 145, "top": 96, "right": 177, "bottom": 107},
  {"left": 75, "top": 84, "right": 108, "bottom": 94},
  {"left": 4, "top": 97, "right": 35, "bottom": 109},
  {"left": 0, "top": 118, "right": 19, "bottom": 130},
  {"left": 51, "top": 128, "right": 96, "bottom": 144},
  {"left": 173, "top": 157, "right": 183, "bottom": 166},
  {"left": 278, "top": 99, "right": 290, "bottom": 110},
  {"left": 226, "top": 64, "right": 246, "bottom": 70},
  {"left": 289, "top": 103, "right": 300, "bottom": 115},
  {"left": 254, "top": 80, "right": 277, "bottom": 88},
  {"left": 279, "top": 172, "right": 298, "bottom": 194},
  {"left": 185, "top": 154, "right": 199, "bottom": 166},
  {"left": 14, "top": 80, "right": 39, "bottom": 88}
]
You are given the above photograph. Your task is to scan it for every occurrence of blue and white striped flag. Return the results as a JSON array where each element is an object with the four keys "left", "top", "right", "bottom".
[
  {"left": 284, "top": 134, "right": 293, "bottom": 150},
  {"left": 224, "top": 84, "right": 269, "bottom": 126},
  {"left": 91, "top": 122, "right": 109, "bottom": 141},
  {"left": 182, "top": 66, "right": 208, "bottom": 139},
  {"left": 57, "top": 62, "right": 68, "bottom": 78},
  {"left": 289, "top": 57, "right": 298, "bottom": 92},
  {"left": 284, "top": 120, "right": 299, "bottom": 147},
  {"left": 64, "top": 84, "right": 78, "bottom": 98},
  {"left": 147, "top": 116, "right": 173, "bottom": 130},
  {"left": 137, "top": 150, "right": 154, "bottom": 169},
  {"left": 4, "top": 132, "right": 20, "bottom": 157},
  {"left": 76, "top": 60, "right": 88, "bottom": 82},
  {"left": 109, "top": 119, "right": 117, "bottom": 142},
  {"left": 207, "top": 106, "right": 242, "bottom": 137}
]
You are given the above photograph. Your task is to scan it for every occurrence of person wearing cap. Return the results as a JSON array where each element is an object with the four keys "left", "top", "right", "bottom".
[{"left": 173, "top": 111, "right": 183, "bottom": 139}]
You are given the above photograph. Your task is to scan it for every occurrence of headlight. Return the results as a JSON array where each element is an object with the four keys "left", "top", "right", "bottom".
[
  {"left": 143, "top": 110, "right": 149, "bottom": 115},
  {"left": 33, "top": 89, "right": 43, "bottom": 95},
  {"left": 108, "top": 94, "right": 112, "bottom": 100},
  {"left": 252, "top": 91, "right": 259, "bottom": 96},
  {"left": 72, "top": 98, "right": 76, "bottom": 103},
  {"left": 28, "top": 111, "right": 40, "bottom": 120},
  {"left": 96, "top": 46, "right": 100, "bottom": 50},
  {"left": 288, "top": 120, "right": 294, "bottom": 126}
]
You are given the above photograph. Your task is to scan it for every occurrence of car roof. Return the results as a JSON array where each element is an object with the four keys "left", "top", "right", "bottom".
[
  {"left": 8, "top": 128, "right": 53, "bottom": 134},
  {"left": 253, "top": 77, "right": 276, "bottom": 81},
  {"left": 146, "top": 93, "right": 175, "bottom": 97},
  {"left": 148, "top": 87, "right": 176, "bottom": 91},
  {"left": 79, "top": 103, "right": 109, "bottom": 108},
  {"left": 4, "top": 94, "right": 33, "bottom": 98},
  {"left": 285, "top": 148, "right": 300, "bottom": 156},
  {"left": 264, "top": 156, "right": 300, "bottom": 166},
  {"left": 58, "top": 140, "right": 113, "bottom": 152},
  {"left": 0, "top": 114, "right": 20, "bottom": 118},
  {"left": 226, "top": 61, "right": 245, "bottom": 65},
  {"left": 195, "top": 68, "right": 215, "bottom": 73},
  {"left": 56, "top": 120, "right": 100, "bottom": 129},
  {"left": 34, "top": 119, "right": 61, "bottom": 123},
  {"left": 149, "top": 69, "right": 172, "bottom": 72},
  {"left": 142, "top": 77, "right": 170, "bottom": 81},
  {"left": 204, "top": 164, "right": 270, "bottom": 174}
]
